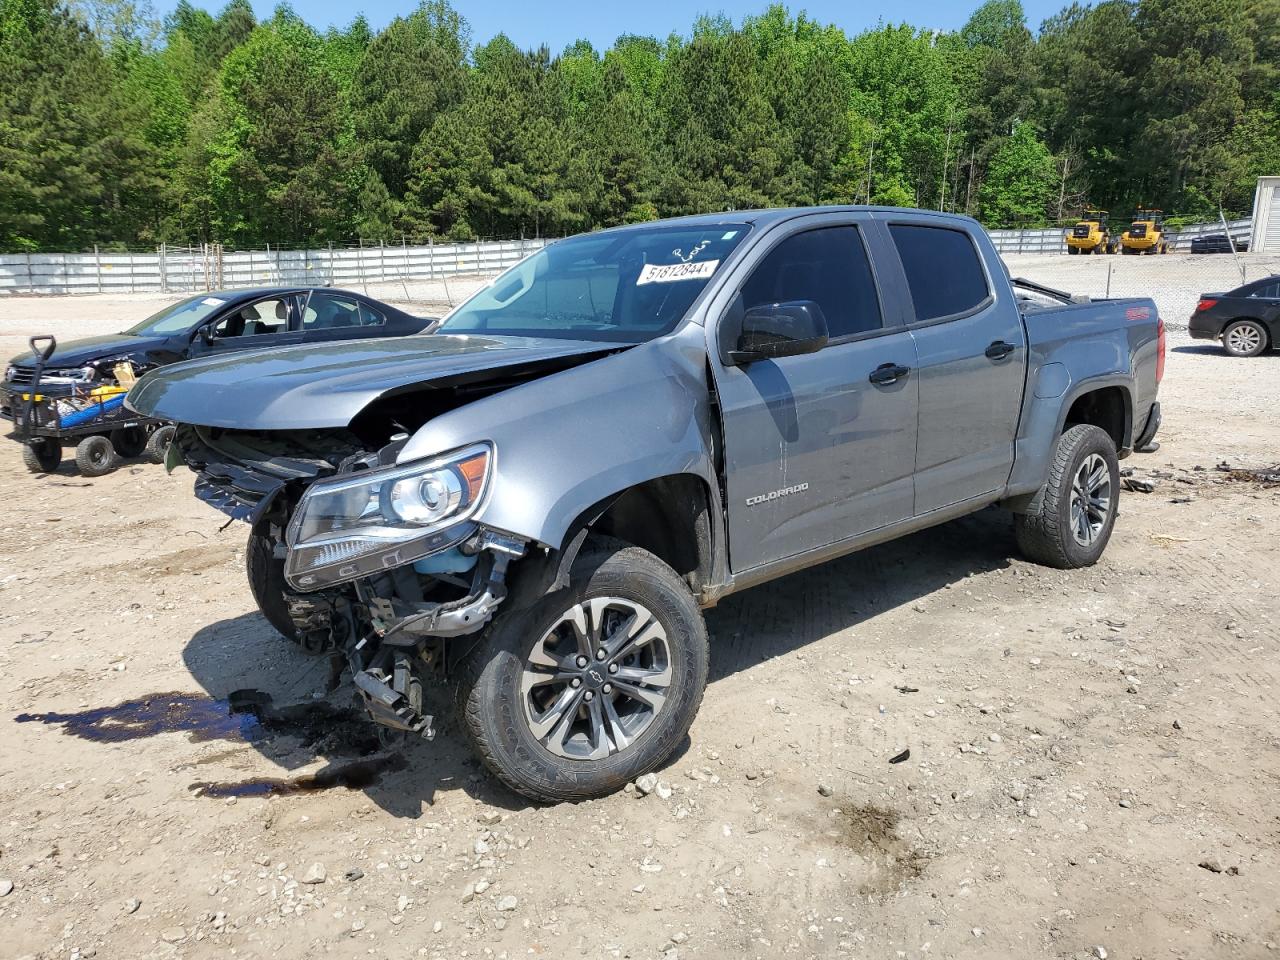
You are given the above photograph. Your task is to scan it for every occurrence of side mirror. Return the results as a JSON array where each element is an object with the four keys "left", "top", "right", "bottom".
[
  {"left": 727, "top": 300, "right": 829, "bottom": 365},
  {"left": 199, "top": 325, "right": 216, "bottom": 346}
]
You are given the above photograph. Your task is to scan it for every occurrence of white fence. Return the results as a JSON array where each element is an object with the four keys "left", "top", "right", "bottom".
[
  {"left": 989, "top": 217, "right": 1253, "bottom": 254},
  {"left": 0, "top": 218, "right": 1257, "bottom": 295},
  {"left": 0, "top": 238, "right": 550, "bottom": 296}
]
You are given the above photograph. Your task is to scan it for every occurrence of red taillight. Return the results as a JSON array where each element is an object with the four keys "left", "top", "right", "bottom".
[
  {"left": 1196, "top": 298, "right": 1217, "bottom": 312},
  {"left": 1156, "top": 316, "right": 1166, "bottom": 384}
]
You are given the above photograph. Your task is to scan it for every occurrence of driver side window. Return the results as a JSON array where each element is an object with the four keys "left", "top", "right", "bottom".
[
  {"left": 739, "top": 227, "right": 883, "bottom": 340},
  {"left": 212, "top": 299, "right": 289, "bottom": 338}
]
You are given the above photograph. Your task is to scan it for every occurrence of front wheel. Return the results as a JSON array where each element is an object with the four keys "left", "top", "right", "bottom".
[
  {"left": 22, "top": 438, "right": 62, "bottom": 473},
  {"left": 246, "top": 521, "right": 299, "bottom": 643},
  {"left": 457, "top": 538, "right": 709, "bottom": 803},
  {"left": 1222, "top": 319, "right": 1268, "bottom": 358},
  {"left": 1014, "top": 424, "right": 1120, "bottom": 569}
]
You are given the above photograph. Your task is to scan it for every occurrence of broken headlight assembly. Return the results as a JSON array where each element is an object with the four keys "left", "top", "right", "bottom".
[{"left": 284, "top": 443, "right": 492, "bottom": 590}]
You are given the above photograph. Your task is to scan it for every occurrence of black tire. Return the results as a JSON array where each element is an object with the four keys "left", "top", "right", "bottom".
[
  {"left": 75, "top": 435, "right": 116, "bottom": 477},
  {"left": 22, "top": 438, "right": 61, "bottom": 473},
  {"left": 110, "top": 425, "right": 147, "bottom": 459},
  {"left": 144, "top": 424, "right": 176, "bottom": 464},
  {"left": 246, "top": 521, "right": 299, "bottom": 643},
  {"left": 1067, "top": 247, "right": 1078, "bottom": 256},
  {"left": 456, "top": 537, "right": 709, "bottom": 803},
  {"left": 1221, "top": 319, "right": 1268, "bottom": 358},
  {"left": 1014, "top": 424, "right": 1120, "bottom": 570}
]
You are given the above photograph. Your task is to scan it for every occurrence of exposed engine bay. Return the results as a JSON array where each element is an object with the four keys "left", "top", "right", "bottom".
[{"left": 171, "top": 414, "right": 538, "bottom": 744}]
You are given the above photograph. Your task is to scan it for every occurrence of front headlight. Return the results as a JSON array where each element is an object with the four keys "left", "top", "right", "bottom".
[
  {"left": 284, "top": 443, "right": 492, "bottom": 590},
  {"left": 4, "top": 365, "right": 16, "bottom": 383}
]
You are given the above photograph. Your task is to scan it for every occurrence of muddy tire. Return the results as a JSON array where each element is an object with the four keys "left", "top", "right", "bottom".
[
  {"left": 22, "top": 438, "right": 61, "bottom": 473},
  {"left": 1015, "top": 424, "right": 1120, "bottom": 570},
  {"left": 75, "top": 435, "right": 116, "bottom": 477},
  {"left": 247, "top": 522, "right": 299, "bottom": 643},
  {"left": 110, "top": 425, "right": 147, "bottom": 459},
  {"left": 144, "top": 424, "right": 176, "bottom": 464},
  {"left": 456, "top": 537, "right": 709, "bottom": 803},
  {"left": 1221, "top": 319, "right": 1268, "bottom": 358}
]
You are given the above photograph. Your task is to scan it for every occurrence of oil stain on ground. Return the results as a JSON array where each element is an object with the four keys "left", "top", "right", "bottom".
[
  {"left": 15, "top": 691, "right": 273, "bottom": 744},
  {"left": 15, "top": 690, "right": 400, "bottom": 796}
]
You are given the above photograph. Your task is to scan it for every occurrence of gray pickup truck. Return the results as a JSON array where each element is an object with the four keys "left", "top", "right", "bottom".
[{"left": 129, "top": 207, "right": 1164, "bottom": 802}]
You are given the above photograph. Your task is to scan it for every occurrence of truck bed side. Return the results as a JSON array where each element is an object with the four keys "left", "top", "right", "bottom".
[{"left": 1004, "top": 297, "right": 1161, "bottom": 502}]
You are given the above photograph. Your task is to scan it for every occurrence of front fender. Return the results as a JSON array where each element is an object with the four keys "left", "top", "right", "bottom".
[{"left": 398, "top": 329, "right": 717, "bottom": 550}]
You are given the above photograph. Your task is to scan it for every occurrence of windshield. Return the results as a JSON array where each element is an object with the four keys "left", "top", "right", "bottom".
[
  {"left": 438, "top": 224, "right": 750, "bottom": 342},
  {"left": 124, "top": 294, "right": 231, "bottom": 336}
]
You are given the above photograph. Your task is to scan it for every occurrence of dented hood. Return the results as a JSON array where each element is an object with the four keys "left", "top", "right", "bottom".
[{"left": 125, "top": 333, "right": 615, "bottom": 430}]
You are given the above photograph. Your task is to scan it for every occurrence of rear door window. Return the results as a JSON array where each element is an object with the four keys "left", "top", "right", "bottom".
[
  {"left": 302, "top": 293, "right": 367, "bottom": 331},
  {"left": 1248, "top": 282, "right": 1279, "bottom": 299},
  {"left": 889, "top": 224, "right": 991, "bottom": 323}
]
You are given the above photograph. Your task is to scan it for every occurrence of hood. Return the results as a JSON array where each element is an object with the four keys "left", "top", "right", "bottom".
[
  {"left": 9, "top": 333, "right": 167, "bottom": 370},
  {"left": 126, "top": 333, "right": 618, "bottom": 430}
]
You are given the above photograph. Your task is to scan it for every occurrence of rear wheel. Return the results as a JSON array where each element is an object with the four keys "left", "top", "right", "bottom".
[
  {"left": 247, "top": 520, "right": 299, "bottom": 643},
  {"left": 457, "top": 538, "right": 709, "bottom": 803},
  {"left": 22, "top": 438, "right": 61, "bottom": 473},
  {"left": 1222, "top": 319, "right": 1268, "bottom": 358},
  {"left": 75, "top": 435, "right": 116, "bottom": 477},
  {"left": 1015, "top": 424, "right": 1120, "bottom": 569},
  {"left": 110, "top": 425, "right": 147, "bottom": 459}
]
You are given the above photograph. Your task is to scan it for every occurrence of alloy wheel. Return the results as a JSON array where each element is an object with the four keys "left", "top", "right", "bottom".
[
  {"left": 1069, "top": 453, "right": 1112, "bottom": 547},
  {"left": 1226, "top": 324, "right": 1263, "bottom": 355},
  {"left": 520, "top": 596, "right": 671, "bottom": 760}
]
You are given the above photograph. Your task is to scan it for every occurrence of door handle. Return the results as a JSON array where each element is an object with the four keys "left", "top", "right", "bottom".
[
  {"left": 869, "top": 362, "right": 910, "bottom": 385},
  {"left": 985, "top": 340, "right": 1016, "bottom": 360}
]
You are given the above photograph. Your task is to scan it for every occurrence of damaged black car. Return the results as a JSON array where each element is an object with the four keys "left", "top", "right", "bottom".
[{"left": 3, "top": 287, "right": 433, "bottom": 475}]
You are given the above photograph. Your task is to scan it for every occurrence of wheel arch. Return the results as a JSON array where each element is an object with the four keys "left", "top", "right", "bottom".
[
  {"left": 1059, "top": 383, "right": 1132, "bottom": 452},
  {"left": 1003, "top": 376, "right": 1133, "bottom": 513},
  {"left": 503, "top": 472, "right": 719, "bottom": 613}
]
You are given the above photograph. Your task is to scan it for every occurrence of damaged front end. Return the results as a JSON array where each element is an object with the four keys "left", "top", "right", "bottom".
[{"left": 173, "top": 423, "right": 529, "bottom": 742}]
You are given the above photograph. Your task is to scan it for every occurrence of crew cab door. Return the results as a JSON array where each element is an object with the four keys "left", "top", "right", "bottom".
[
  {"left": 190, "top": 295, "right": 303, "bottom": 356},
  {"left": 710, "top": 218, "right": 920, "bottom": 572},
  {"left": 298, "top": 291, "right": 392, "bottom": 343},
  {"left": 883, "top": 221, "right": 1027, "bottom": 514}
]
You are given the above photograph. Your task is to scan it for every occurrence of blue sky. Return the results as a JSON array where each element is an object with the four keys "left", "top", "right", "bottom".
[{"left": 156, "top": 0, "right": 1070, "bottom": 51}]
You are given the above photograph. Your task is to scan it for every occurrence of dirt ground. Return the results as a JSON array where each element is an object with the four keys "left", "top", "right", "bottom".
[{"left": 1, "top": 256, "right": 1278, "bottom": 960}]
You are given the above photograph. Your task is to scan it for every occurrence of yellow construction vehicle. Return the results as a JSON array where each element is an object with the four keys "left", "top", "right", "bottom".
[
  {"left": 1065, "top": 209, "right": 1112, "bottom": 255},
  {"left": 1119, "top": 207, "right": 1170, "bottom": 255}
]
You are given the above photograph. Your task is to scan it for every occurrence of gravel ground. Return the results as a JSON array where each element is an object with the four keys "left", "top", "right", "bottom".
[{"left": 1, "top": 255, "right": 1278, "bottom": 960}]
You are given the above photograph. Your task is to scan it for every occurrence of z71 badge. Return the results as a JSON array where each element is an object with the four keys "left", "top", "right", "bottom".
[{"left": 746, "top": 482, "right": 809, "bottom": 506}]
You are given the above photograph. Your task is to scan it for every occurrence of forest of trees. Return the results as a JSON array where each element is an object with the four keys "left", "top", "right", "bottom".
[{"left": 1, "top": 0, "right": 1277, "bottom": 251}]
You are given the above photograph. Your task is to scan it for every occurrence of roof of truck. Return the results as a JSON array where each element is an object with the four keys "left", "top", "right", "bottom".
[{"left": 589, "top": 206, "right": 981, "bottom": 234}]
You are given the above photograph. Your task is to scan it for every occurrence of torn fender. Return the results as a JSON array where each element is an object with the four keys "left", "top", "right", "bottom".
[{"left": 399, "top": 327, "right": 718, "bottom": 550}]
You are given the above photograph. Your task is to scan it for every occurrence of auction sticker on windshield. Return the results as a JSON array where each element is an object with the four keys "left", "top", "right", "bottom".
[{"left": 637, "top": 260, "right": 719, "bottom": 285}]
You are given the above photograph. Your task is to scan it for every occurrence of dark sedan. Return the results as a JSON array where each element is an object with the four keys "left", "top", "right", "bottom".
[
  {"left": 3, "top": 287, "right": 436, "bottom": 473},
  {"left": 1188, "top": 275, "right": 1279, "bottom": 357},
  {"left": 1190, "top": 234, "right": 1249, "bottom": 254}
]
